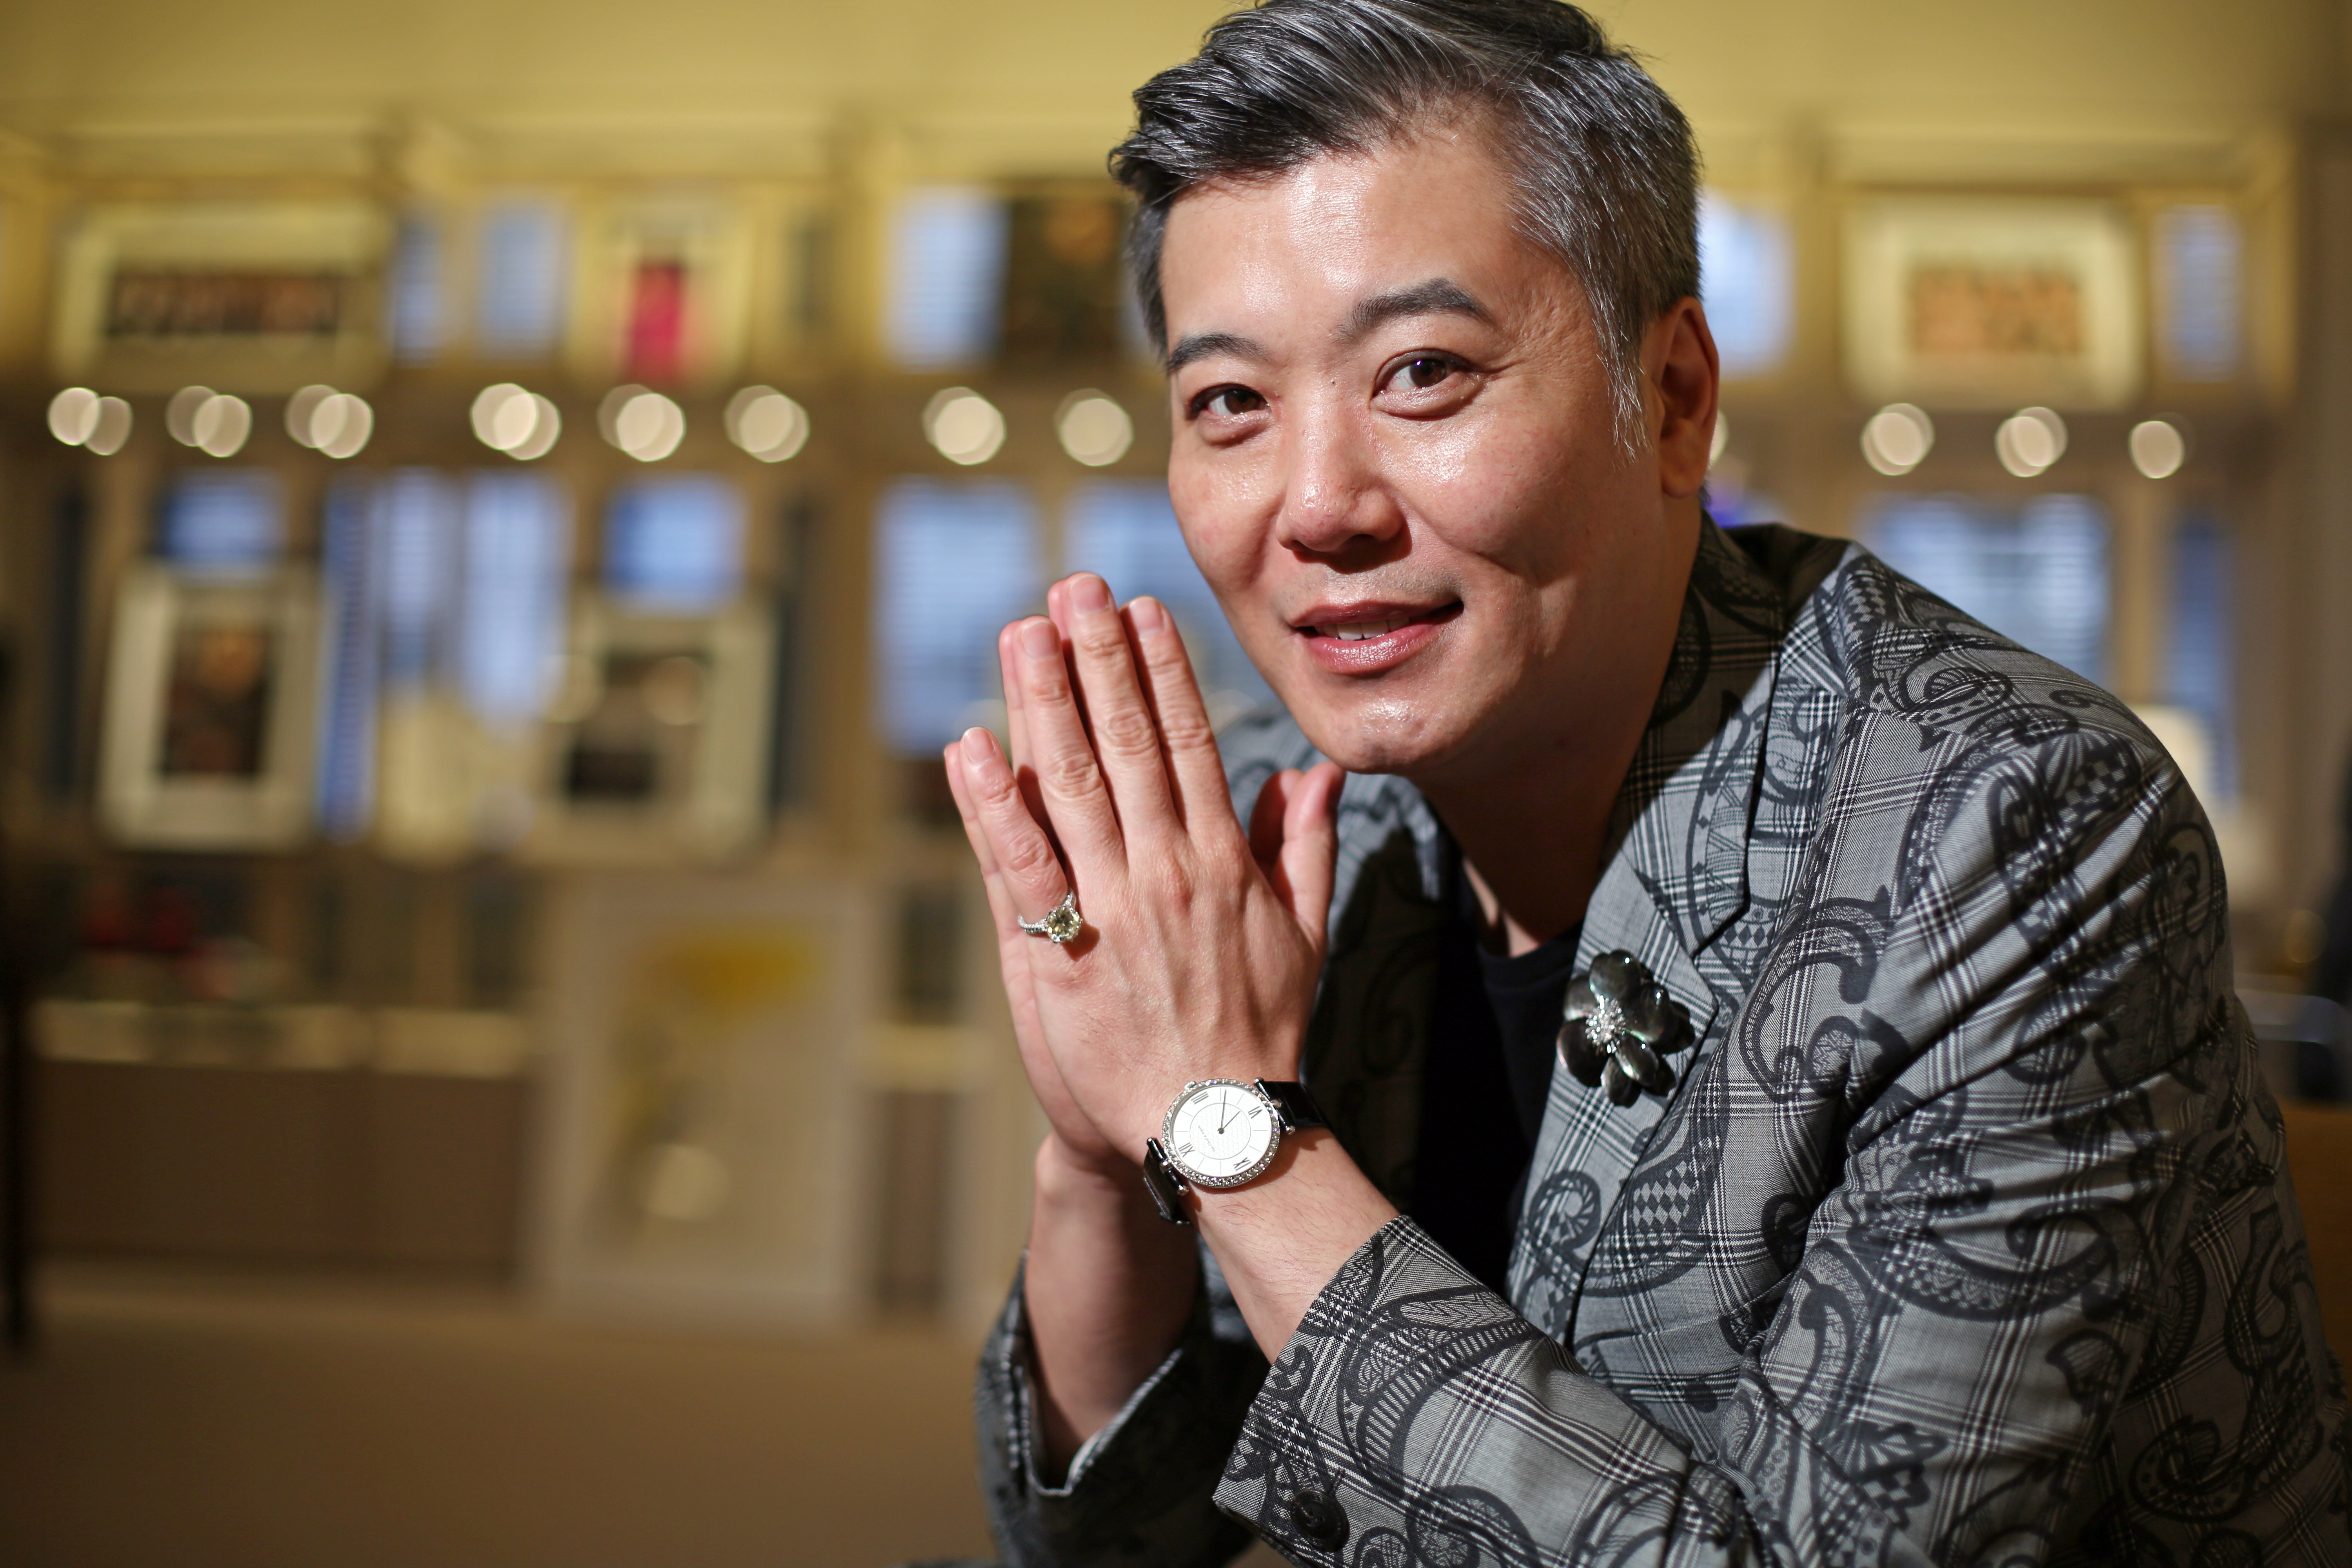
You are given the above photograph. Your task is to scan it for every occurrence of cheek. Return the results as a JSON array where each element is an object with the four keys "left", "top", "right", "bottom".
[
  {"left": 1379, "top": 404, "right": 1608, "bottom": 573},
  {"left": 1169, "top": 459, "right": 1274, "bottom": 609}
]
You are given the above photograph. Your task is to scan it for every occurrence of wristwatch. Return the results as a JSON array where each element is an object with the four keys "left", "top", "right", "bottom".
[{"left": 1140, "top": 1078, "right": 1328, "bottom": 1226}]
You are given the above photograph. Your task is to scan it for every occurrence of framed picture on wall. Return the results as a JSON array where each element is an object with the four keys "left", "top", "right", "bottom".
[
  {"left": 52, "top": 200, "right": 390, "bottom": 392},
  {"left": 1843, "top": 197, "right": 2142, "bottom": 410},
  {"left": 530, "top": 870, "right": 874, "bottom": 1325},
  {"left": 523, "top": 594, "right": 777, "bottom": 865},
  {"left": 999, "top": 192, "right": 1128, "bottom": 364},
  {"left": 574, "top": 200, "right": 755, "bottom": 387},
  {"left": 98, "top": 563, "right": 322, "bottom": 850}
]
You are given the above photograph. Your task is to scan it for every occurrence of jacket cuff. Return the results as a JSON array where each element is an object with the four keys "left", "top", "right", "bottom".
[
  {"left": 977, "top": 1260, "right": 1265, "bottom": 1568},
  {"left": 990, "top": 1272, "right": 1195, "bottom": 1497}
]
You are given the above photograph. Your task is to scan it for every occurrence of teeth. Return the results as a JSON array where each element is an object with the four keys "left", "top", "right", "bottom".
[{"left": 1316, "top": 615, "right": 1413, "bottom": 641}]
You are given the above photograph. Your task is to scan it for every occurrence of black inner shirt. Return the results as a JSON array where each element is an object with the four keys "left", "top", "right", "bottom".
[{"left": 1408, "top": 862, "right": 1582, "bottom": 1294}]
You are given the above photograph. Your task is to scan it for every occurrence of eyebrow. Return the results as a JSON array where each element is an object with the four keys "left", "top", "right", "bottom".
[
  {"left": 1165, "top": 278, "right": 1493, "bottom": 375},
  {"left": 1165, "top": 330, "right": 1261, "bottom": 376},
  {"left": 1338, "top": 278, "right": 1492, "bottom": 345}
]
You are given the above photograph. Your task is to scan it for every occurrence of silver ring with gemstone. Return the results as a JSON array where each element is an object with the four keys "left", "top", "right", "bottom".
[{"left": 1018, "top": 891, "right": 1084, "bottom": 944}]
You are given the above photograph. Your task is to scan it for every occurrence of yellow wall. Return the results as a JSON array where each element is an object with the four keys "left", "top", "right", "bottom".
[{"left": 0, "top": 0, "right": 2343, "bottom": 180}]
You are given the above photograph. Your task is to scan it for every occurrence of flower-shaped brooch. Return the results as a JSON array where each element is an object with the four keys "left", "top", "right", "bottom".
[{"left": 1559, "top": 950, "right": 1697, "bottom": 1107}]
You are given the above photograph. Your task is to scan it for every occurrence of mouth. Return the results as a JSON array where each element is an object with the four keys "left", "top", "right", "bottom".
[
  {"left": 1290, "top": 600, "right": 1461, "bottom": 674},
  {"left": 1313, "top": 613, "right": 1420, "bottom": 641}
]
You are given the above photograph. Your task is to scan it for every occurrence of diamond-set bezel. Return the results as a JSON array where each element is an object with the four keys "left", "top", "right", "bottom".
[{"left": 1160, "top": 1079, "right": 1282, "bottom": 1190}]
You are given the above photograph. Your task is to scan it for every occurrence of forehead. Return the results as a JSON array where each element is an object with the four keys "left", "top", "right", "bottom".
[{"left": 1158, "top": 132, "right": 1565, "bottom": 330}]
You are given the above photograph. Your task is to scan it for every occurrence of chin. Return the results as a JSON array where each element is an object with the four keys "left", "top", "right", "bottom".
[{"left": 1290, "top": 690, "right": 1483, "bottom": 780}]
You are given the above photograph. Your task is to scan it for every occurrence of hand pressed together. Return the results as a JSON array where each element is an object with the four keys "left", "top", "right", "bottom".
[{"left": 940, "top": 571, "right": 1345, "bottom": 1174}]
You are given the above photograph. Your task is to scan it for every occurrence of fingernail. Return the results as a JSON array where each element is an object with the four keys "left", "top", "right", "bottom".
[
  {"left": 1020, "top": 618, "right": 1060, "bottom": 658},
  {"left": 1069, "top": 575, "right": 1112, "bottom": 613},
  {"left": 960, "top": 726, "right": 998, "bottom": 765},
  {"left": 1129, "top": 595, "right": 1167, "bottom": 634}
]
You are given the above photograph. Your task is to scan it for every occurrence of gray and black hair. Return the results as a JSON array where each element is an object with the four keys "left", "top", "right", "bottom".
[{"left": 1110, "top": 0, "right": 1699, "bottom": 439}]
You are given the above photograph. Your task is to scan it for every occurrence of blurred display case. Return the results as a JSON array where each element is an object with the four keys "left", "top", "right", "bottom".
[{"left": 0, "top": 107, "right": 2319, "bottom": 1336}]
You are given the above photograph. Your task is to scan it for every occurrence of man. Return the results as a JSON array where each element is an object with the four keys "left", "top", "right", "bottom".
[{"left": 938, "top": 2, "right": 2349, "bottom": 1563}]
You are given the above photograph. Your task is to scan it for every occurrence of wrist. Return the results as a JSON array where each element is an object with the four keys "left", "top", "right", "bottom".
[
  {"left": 1022, "top": 1134, "right": 1202, "bottom": 1483},
  {"left": 1187, "top": 1129, "right": 1399, "bottom": 1357},
  {"left": 1035, "top": 1130, "right": 1152, "bottom": 1212},
  {"left": 1141, "top": 1076, "right": 1329, "bottom": 1226}
]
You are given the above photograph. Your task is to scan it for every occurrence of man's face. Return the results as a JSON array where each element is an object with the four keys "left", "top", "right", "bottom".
[{"left": 1158, "top": 128, "right": 1708, "bottom": 782}]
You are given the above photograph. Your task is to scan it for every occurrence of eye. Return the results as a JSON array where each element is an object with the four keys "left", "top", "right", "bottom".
[
  {"left": 1384, "top": 354, "right": 1460, "bottom": 394},
  {"left": 1191, "top": 385, "right": 1266, "bottom": 419}
]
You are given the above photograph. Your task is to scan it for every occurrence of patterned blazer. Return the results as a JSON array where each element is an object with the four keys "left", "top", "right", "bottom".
[{"left": 973, "top": 522, "right": 2350, "bottom": 1567}]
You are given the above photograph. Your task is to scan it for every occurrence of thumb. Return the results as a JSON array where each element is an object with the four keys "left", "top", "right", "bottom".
[{"left": 1274, "top": 761, "right": 1343, "bottom": 945}]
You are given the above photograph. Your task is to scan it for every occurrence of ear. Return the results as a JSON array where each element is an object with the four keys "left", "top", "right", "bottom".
[{"left": 1643, "top": 298, "right": 1719, "bottom": 501}]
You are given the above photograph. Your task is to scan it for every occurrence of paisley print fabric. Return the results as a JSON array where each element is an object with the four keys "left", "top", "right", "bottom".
[{"left": 973, "top": 522, "right": 2350, "bottom": 1567}]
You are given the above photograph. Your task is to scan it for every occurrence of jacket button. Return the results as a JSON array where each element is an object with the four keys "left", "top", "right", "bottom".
[{"left": 1286, "top": 1488, "right": 1349, "bottom": 1549}]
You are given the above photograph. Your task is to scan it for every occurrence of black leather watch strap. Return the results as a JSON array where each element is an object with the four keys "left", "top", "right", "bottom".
[
  {"left": 1255, "top": 1079, "right": 1328, "bottom": 1134},
  {"left": 1141, "top": 1138, "right": 1192, "bottom": 1226}
]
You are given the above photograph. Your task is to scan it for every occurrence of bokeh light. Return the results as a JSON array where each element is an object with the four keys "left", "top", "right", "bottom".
[
  {"left": 165, "top": 385, "right": 213, "bottom": 445},
  {"left": 924, "top": 387, "right": 1004, "bottom": 466},
  {"left": 727, "top": 387, "right": 810, "bottom": 463},
  {"left": 2130, "top": 417, "right": 2188, "bottom": 479},
  {"left": 1860, "top": 403, "right": 1933, "bottom": 475},
  {"left": 85, "top": 397, "right": 133, "bottom": 455},
  {"left": 190, "top": 393, "right": 252, "bottom": 458},
  {"left": 1055, "top": 390, "right": 1132, "bottom": 467},
  {"left": 599, "top": 386, "right": 686, "bottom": 463},
  {"left": 288, "top": 385, "right": 373, "bottom": 459},
  {"left": 49, "top": 387, "right": 136, "bottom": 455},
  {"left": 49, "top": 387, "right": 100, "bottom": 444},
  {"left": 1995, "top": 406, "right": 2068, "bottom": 478},
  {"left": 472, "top": 383, "right": 561, "bottom": 460}
]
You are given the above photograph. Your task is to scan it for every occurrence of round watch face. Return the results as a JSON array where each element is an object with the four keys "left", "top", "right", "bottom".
[{"left": 1162, "top": 1080, "right": 1281, "bottom": 1189}]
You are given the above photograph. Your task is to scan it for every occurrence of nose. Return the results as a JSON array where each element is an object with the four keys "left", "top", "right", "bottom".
[{"left": 1274, "top": 403, "right": 1405, "bottom": 560}]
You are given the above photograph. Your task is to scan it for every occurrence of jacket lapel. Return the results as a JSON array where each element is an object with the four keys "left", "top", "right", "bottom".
[
  {"left": 1508, "top": 523, "right": 1790, "bottom": 1340},
  {"left": 1609, "top": 521, "right": 1791, "bottom": 960}
]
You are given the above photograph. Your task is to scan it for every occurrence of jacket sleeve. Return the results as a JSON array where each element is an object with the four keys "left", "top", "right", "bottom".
[
  {"left": 976, "top": 1254, "right": 1270, "bottom": 1568},
  {"left": 1210, "top": 744, "right": 2346, "bottom": 1564}
]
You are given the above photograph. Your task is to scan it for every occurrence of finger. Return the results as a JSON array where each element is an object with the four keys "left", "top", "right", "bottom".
[
  {"left": 1250, "top": 763, "right": 1344, "bottom": 941},
  {"left": 955, "top": 724, "right": 1074, "bottom": 924},
  {"left": 1047, "top": 574, "right": 1178, "bottom": 836},
  {"left": 1279, "top": 761, "right": 1344, "bottom": 941},
  {"left": 1247, "top": 766, "right": 1292, "bottom": 868},
  {"left": 943, "top": 739, "right": 1025, "bottom": 933},
  {"left": 999, "top": 621, "right": 1050, "bottom": 829},
  {"left": 999, "top": 621, "right": 1027, "bottom": 767},
  {"left": 1009, "top": 612, "right": 1127, "bottom": 868},
  {"left": 1124, "top": 595, "right": 1232, "bottom": 833},
  {"left": 1042, "top": 579, "right": 1098, "bottom": 753},
  {"left": 949, "top": 742, "right": 1100, "bottom": 1134}
]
